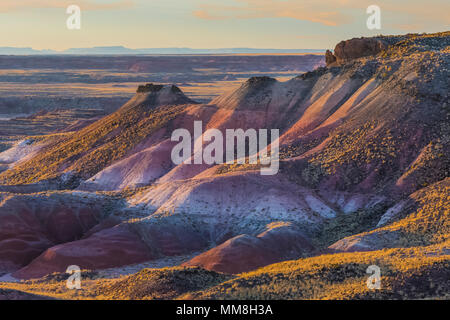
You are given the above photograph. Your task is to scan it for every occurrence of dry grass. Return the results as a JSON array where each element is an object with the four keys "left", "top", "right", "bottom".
[
  {"left": 0, "top": 245, "right": 447, "bottom": 300},
  {"left": 190, "top": 243, "right": 449, "bottom": 300}
]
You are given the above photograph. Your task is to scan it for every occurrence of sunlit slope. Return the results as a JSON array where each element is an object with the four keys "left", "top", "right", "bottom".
[
  {"left": 0, "top": 85, "right": 194, "bottom": 186},
  {"left": 0, "top": 267, "right": 232, "bottom": 300}
]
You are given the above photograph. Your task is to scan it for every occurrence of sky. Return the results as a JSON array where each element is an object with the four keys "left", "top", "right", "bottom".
[{"left": 0, "top": 0, "right": 448, "bottom": 50}]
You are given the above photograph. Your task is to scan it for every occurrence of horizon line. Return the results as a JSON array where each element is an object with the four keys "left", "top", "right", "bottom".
[{"left": 0, "top": 46, "right": 326, "bottom": 55}]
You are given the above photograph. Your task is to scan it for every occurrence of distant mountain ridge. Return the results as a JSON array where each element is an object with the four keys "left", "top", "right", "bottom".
[{"left": 0, "top": 46, "right": 325, "bottom": 55}]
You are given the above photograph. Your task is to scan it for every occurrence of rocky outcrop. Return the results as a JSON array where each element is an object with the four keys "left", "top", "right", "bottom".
[
  {"left": 326, "top": 37, "right": 388, "bottom": 66},
  {"left": 335, "top": 38, "right": 388, "bottom": 61},
  {"left": 325, "top": 50, "right": 337, "bottom": 66},
  {"left": 136, "top": 83, "right": 165, "bottom": 93}
]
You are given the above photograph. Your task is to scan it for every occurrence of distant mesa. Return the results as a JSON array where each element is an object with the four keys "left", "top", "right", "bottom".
[
  {"left": 324, "top": 32, "right": 450, "bottom": 67},
  {"left": 325, "top": 50, "right": 337, "bottom": 65}
]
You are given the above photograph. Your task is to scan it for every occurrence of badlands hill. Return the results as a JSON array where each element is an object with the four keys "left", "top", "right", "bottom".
[{"left": 0, "top": 32, "right": 448, "bottom": 299}]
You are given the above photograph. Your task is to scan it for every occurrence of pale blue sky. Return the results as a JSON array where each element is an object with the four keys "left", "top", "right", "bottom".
[{"left": 0, "top": 0, "right": 448, "bottom": 50}]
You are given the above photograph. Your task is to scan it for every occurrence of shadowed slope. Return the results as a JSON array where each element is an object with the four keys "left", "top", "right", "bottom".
[
  {"left": 0, "top": 191, "right": 121, "bottom": 274},
  {"left": 183, "top": 222, "right": 315, "bottom": 274}
]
